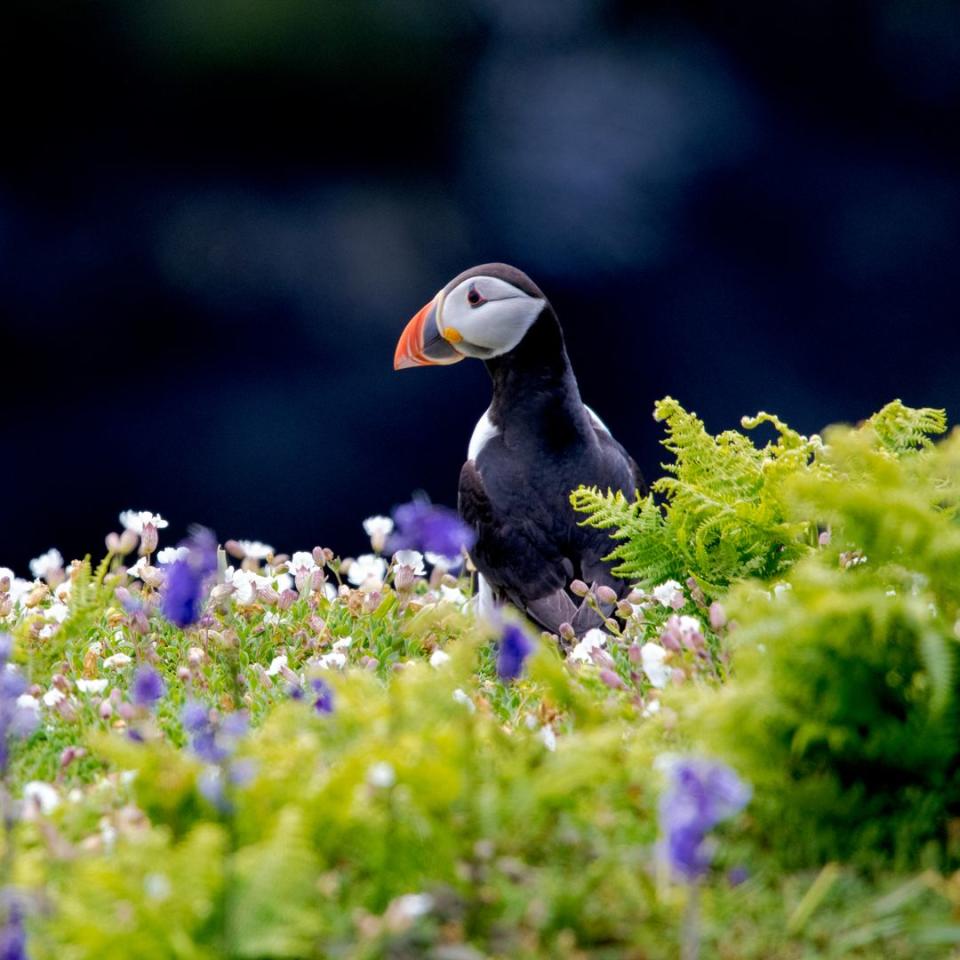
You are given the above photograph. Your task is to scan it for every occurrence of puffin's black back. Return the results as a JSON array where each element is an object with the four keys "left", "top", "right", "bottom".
[{"left": 457, "top": 273, "right": 642, "bottom": 636}]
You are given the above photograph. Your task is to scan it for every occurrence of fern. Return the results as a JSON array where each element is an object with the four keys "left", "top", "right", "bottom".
[
  {"left": 570, "top": 487, "right": 681, "bottom": 585},
  {"left": 573, "top": 397, "right": 822, "bottom": 591},
  {"left": 868, "top": 399, "right": 947, "bottom": 455},
  {"left": 573, "top": 397, "right": 953, "bottom": 595}
]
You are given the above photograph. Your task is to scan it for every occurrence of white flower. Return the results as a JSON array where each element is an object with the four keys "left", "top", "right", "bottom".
[
  {"left": 367, "top": 761, "right": 396, "bottom": 788},
  {"left": 87, "top": 641, "right": 103, "bottom": 656},
  {"left": 263, "top": 612, "right": 281, "bottom": 626},
  {"left": 42, "top": 688, "right": 65, "bottom": 707},
  {"left": 316, "top": 651, "right": 347, "bottom": 670},
  {"left": 76, "top": 679, "right": 108, "bottom": 695},
  {"left": 347, "top": 554, "right": 387, "bottom": 587},
  {"left": 438, "top": 584, "right": 468, "bottom": 607},
  {"left": 46, "top": 601, "right": 70, "bottom": 624},
  {"left": 23, "top": 781, "right": 60, "bottom": 816},
  {"left": 156, "top": 546, "right": 189, "bottom": 565},
  {"left": 126, "top": 557, "right": 150, "bottom": 580},
  {"left": 429, "top": 649, "right": 451, "bottom": 668},
  {"left": 642, "top": 699, "right": 661, "bottom": 719},
  {"left": 652, "top": 579, "right": 684, "bottom": 608},
  {"left": 289, "top": 551, "right": 317, "bottom": 575},
  {"left": 226, "top": 568, "right": 293, "bottom": 603},
  {"left": 0, "top": 569, "right": 34, "bottom": 607},
  {"left": 16, "top": 694, "right": 39, "bottom": 714},
  {"left": 773, "top": 582, "right": 792, "bottom": 598},
  {"left": 678, "top": 615, "right": 702, "bottom": 636},
  {"left": 29, "top": 548, "right": 63, "bottom": 579},
  {"left": 393, "top": 550, "right": 425, "bottom": 576},
  {"left": 266, "top": 654, "right": 288, "bottom": 676},
  {"left": 103, "top": 653, "right": 132, "bottom": 669},
  {"left": 641, "top": 642, "right": 671, "bottom": 689},
  {"left": 144, "top": 873, "right": 172, "bottom": 901},
  {"left": 332, "top": 636, "right": 353, "bottom": 651},
  {"left": 569, "top": 628, "right": 607, "bottom": 664},
  {"left": 363, "top": 515, "right": 394, "bottom": 552},
  {"left": 235, "top": 540, "right": 274, "bottom": 560},
  {"left": 119, "top": 510, "right": 168, "bottom": 534},
  {"left": 425, "top": 551, "right": 462, "bottom": 571},
  {"left": 539, "top": 726, "right": 557, "bottom": 752},
  {"left": 452, "top": 688, "right": 475, "bottom": 712},
  {"left": 391, "top": 893, "right": 433, "bottom": 920}
]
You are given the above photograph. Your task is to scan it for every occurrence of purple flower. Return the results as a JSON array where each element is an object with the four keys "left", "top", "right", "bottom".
[
  {"left": 131, "top": 666, "right": 165, "bottom": 708},
  {"left": 388, "top": 501, "right": 476, "bottom": 560},
  {"left": 658, "top": 757, "right": 751, "bottom": 881},
  {"left": 311, "top": 677, "right": 334, "bottom": 714},
  {"left": 161, "top": 527, "right": 218, "bottom": 628},
  {"left": 0, "top": 899, "right": 27, "bottom": 960},
  {"left": 181, "top": 701, "right": 209, "bottom": 734},
  {"left": 182, "top": 702, "right": 247, "bottom": 764},
  {"left": 0, "top": 636, "right": 37, "bottom": 774},
  {"left": 497, "top": 624, "right": 534, "bottom": 681}
]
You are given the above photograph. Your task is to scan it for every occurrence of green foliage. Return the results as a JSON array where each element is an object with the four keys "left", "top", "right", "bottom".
[
  {"left": 867, "top": 399, "right": 948, "bottom": 455},
  {"left": 685, "top": 418, "right": 960, "bottom": 870},
  {"left": 5, "top": 395, "right": 960, "bottom": 957},
  {"left": 573, "top": 397, "right": 948, "bottom": 593}
]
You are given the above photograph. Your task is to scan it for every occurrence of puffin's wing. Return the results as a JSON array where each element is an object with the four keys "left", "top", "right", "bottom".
[{"left": 459, "top": 459, "right": 581, "bottom": 634}]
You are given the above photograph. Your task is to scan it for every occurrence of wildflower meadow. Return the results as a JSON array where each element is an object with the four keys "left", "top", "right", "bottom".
[{"left": 2, "top": 397, "right": 960, "bottom": 958}]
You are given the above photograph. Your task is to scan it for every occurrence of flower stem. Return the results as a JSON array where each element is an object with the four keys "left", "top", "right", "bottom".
[{"left": 681, "top": 882, "right": 700, "bottom": 960}]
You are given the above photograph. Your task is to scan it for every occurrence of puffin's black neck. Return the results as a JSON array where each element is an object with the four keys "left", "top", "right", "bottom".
[{"left": 484, "top": 307, "right": 592, "bottom": 449}]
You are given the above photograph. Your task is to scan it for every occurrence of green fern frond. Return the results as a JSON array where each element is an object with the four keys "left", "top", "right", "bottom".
[
  {"left": 570, "top": 487, "right": 682, "bottom": 584},
  {"left": 868, "top": 400, "right": 947, "bottom": 455}
]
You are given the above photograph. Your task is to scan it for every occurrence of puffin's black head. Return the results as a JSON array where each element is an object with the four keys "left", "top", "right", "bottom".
[{"left": 394, "top": 263, "right": 549, "bottom": 370}]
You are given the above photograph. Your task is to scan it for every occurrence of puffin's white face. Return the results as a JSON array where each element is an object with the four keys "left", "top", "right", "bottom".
[
  {"left": 394, "top": 273, "right": 545, "bottom": 369},
  {"left": 436, "top": 276, "right": 545, "bottom": 360}
]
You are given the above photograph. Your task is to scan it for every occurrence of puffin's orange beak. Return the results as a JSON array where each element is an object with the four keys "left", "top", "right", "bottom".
[{"left": 394, "top": 294, "right": 465, "bottom": 370}]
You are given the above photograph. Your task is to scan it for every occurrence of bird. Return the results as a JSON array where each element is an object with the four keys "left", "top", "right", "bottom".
[{"left": 394, "top": 263, "right": 643, "bottom": 637}]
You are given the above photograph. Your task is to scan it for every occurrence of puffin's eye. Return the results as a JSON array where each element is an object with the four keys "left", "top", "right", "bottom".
[{"left": 467, "top": 285, "right": 485, "bottom": 307}]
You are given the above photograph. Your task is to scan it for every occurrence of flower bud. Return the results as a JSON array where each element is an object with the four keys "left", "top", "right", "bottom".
[
  {"left": 596, "top": 585, "right": 618, "bottom": 606},
  {"left": 0, "top": 576, "right": 9, "bottom": 595},
  {"left": 99, "top": 700, "right": 113, "bottom": 719},
  {"left": 25, "top": 585, "right": 48, "bottom": 608},
  {"left": 569, "top": 579, "right": 589, "bottom": 598},
  {"left": 628, "top": 642, "right": 642, "bottom": 664},
  {"left": 558, "top": 622, "right": 576, "bottom": 642},
  {"left": 209, "top": 583, "right": 236, "bottom": 603},
  {"left": 139, "top": 523, "right": 158, "bottom": 556},
  {"left": 278, "top": 589, "right": 297, "bottom": 610},
  {"left": 709, "top": 602, "right": 727, "bottom": 630},
  {"left": 311, "top": 547, "right": 327, "bottom": 567},
  {"left": 119, "top": 529, "right": 139, "bottom": 556},
  {"left": 225, "top": 540, "right": 246, "bottom": 559},
  {"left": 599, "top": 668, "right": 626, "bottom": 690},
  {"left": 177, "top": 666, "right": 191, "bottom": 682},
  {"left": 627, "top": 589, "right": 645, "bottom": 604},
  {"left": 257, "top": 586, "right": 280, "bottom": 605},
  {"left": 394, "top": 565, "right": 415, "bottom": 591}
]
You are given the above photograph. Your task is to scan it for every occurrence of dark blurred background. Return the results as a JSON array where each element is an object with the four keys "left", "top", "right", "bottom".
[{"left": 4, "top": 0, "right": 960, "bottom": 572}]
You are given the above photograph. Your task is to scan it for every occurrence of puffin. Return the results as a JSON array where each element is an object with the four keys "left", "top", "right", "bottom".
[{"left": 394, "top": 263, "right": 643, "bottom": 636}]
